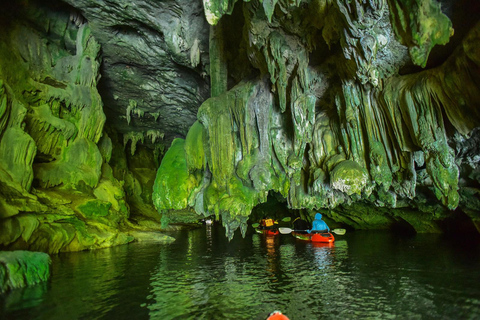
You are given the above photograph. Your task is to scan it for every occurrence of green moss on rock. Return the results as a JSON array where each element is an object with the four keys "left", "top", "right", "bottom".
[
  {"left": 0, "top": 250, "right": 51, "bottom": 293},
  {"left": 34, "top": 137, "right": 103, "bottom": 188},
  {"left": 387, "top": 0, "right": 454, "bottom": 67},
  {"left": 77, "top": 200, "right": 111, "bottom": 219},
  {"left": 185, "top": 121, "right": 205, "bottom": 172},
  {"left": 331, "top": 160, "right": 369, "bottom": 196},
  {"left": 0, "top": 127, "right": 37, "bottom": 192},
  {"left": 153, "top": 138, "right": 201, "bottom": 212}
]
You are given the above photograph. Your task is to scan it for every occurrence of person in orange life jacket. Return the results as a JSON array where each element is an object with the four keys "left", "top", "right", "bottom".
[
  {"left": 260, "top": 216, "right": 277, "bottom": 230},
  {"left": 308, "top": 213, "right": 330, "bottom": 233},
  {"left": 266, "top": 310, "right": 289, "bottom": 320},
  {"left": 292, "top": 217, "right": 309, "bottom": 233}
]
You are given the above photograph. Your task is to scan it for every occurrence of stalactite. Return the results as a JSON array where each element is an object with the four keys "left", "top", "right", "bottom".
[
  {"left": 209, "top": 20, "right": 228, "bottom": 97},
  {"left": 154, "top": 1, "right": 480, "bottom": 237}
]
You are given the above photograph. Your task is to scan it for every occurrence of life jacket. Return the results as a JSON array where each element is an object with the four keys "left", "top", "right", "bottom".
[{"left": 262, "top": 218, "right": 274, "bottom": 227}]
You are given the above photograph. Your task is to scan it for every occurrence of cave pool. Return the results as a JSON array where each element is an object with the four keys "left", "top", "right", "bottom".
[{"left": 2, "top": 225, "right": 480, "bottom": 319}]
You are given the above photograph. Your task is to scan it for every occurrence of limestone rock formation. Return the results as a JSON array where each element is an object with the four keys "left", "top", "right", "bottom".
[
  {"left": 1, "top": 0, "right": 480, "bottom": 249},
  {"left": 0, "top": 1, "right": 176, "bottom": 253},
  {"left": 153, "top": 0, "right": 480, "bottom": 238},
  {"left": 0, "top": 250, "right": 51, "bottom": 293},
  {"left": 60, "top": 0, "right": 211, "bottom": 151}
]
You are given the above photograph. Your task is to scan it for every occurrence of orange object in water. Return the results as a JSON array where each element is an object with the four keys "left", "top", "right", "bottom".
[
  {"left": 311, "top": 232, "right": 334, "bottom": 243},
  {"left": 264, "top": 219, "right": 274, "bottom": 227},
  {"left": 292, "top": 232, "right": 335, "bottom": 243},
  {"left": 265, "top": 229, "right": 279, "bottom": 236},
  {"left": 255, "top": 228, "right": 279, "bottom": 236},
  {"left": 267, "top": 311, "right": 290, "bottom": 320}
]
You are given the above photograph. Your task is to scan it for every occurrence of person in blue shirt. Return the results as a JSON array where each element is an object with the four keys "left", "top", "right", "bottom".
[{"left": 308, "top": 213, "right": 330, "bottom": 233}]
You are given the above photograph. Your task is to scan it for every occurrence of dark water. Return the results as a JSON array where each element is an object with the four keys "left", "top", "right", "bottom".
[{"left": 2, "top": 225, "right": 480, "bottom": 320}]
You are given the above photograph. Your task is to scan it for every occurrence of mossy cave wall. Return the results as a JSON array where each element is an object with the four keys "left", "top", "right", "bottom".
[
  {"left": 0, "top": 0, "right": 480, "bottom": 250},
  {"left": 154, "top": 0, "right": 480, "bottom": 238}
]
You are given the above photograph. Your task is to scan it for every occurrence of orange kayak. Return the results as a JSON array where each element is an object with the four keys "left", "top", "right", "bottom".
[
  {"left": 292, "top": 232, "right": 334, "bottom": 243},
  {"left": 256, "top": 228, "right": 279, "bottom": 236}
]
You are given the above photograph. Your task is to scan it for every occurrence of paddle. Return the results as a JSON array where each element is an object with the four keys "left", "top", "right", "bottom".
[{"left": 278, "top": 227, "right": 346, "bottom": 235}]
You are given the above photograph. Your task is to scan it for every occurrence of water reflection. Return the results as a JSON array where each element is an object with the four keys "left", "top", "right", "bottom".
[
  {"left": 265, "top": 234, "right": 280, "bottom": 279},
  {"left": 2, "top": 227, "right": 480, "bottom": 320},
  {"left": 2, "top": 283, "right": 48, "bottom": 311},
  {"left": 206, "top": 222, "right": 213, "bottom": 252},
  {"left": 310, "top": 242, "right": 334, "bottom": 270}
]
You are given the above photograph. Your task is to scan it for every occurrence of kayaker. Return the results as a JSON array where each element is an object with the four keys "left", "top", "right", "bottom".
[
  {"left": 260, "top": 216, "right": 277, "bottom": 230},
  {"left": 308, "top": 213, "right": 330, "bottom": 233},
  {"left": 292, "top": 217, "right": 309, "bottom": 233},
  {"left": 266, "top": 310, "right": 290, "bottom": 320}
]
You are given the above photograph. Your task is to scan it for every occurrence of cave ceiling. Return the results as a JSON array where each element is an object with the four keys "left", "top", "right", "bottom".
[
  {"left": 6, "top": 0, "right": 473, "bottom": 153},
  {"left": 1, "top": 0, "right": 480, "bottom": 248},
  {"left": 57, "top": 0, "right": 477, "bottom": 151}
]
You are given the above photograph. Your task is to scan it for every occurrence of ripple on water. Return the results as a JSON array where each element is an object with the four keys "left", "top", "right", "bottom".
[{"left": 2, "top": 229, "right": 480, "bottom": 320}]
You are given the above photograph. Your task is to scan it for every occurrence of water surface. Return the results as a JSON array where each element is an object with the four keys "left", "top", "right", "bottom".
[{"left": 2, "top": 225, "right": 480, "bottom": 319}]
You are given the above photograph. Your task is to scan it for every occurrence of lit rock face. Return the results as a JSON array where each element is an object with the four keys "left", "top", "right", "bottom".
[
  {"left": 153, "top": 0, "right": 480, "bottom": 238},
  {"left": 0, "top": 1, "right": 179, "bottom": 253},
  {"left": 1, "top": 0, "right": 480, "bottom": 249},
  {"left": 0, "top": 251, "right": 51, "bottom": 293}
]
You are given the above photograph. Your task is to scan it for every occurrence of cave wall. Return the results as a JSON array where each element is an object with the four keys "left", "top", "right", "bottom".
[
  {"left": 0, "top": 1, "right": 182, "bottom": 253},
  {"left": 1, "top": 0, "right": 480, "bottom": 250},
  {"left": 153, "top": 0, "right": 480, "bottom": 238}
]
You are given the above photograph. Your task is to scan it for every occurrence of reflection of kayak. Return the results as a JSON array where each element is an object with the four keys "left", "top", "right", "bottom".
[
  {"left": 292, "top": 232, "right": 334, "bottom": 243},
  {"left": 256, "top": 228, "right": 279, "bottom": 236}
]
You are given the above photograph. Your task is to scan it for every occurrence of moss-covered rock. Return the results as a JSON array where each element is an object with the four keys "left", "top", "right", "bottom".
[
  {"left": 2, "top": 0, "right": 480, "bottom": 245},
  {"left": 185, "top": 121, "right": 206, "bottom": 172},
  {"left": 127, "top": 230, "right": 176, "bottom": 243},
  {"left": 387, "top": 0, "right": 454, "bottom": 67},
  {"left": 331, "top": 160, "right": 369, "bottom": 196},
  {"left": 0, "top": 2, "right": 175, "bottom": 253},
  {"left": 0, "top": 250, "right": 51, "bottom": 293},
  {"left": 34, "top": 137, "right": 103, "bottom": 189},
  {"left": 153, "top": 138, "right": 202, "bottom": 212},
  {"left": 152, "top": 0, "right": 480, "bottom": 237},
  {"left": 77, "top": 200, "right": 111, "bottom": 219}
]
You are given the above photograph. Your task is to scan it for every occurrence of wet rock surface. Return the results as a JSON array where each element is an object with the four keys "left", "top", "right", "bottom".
[{"left": 0, "top": 0, "right": 480, "bottom": 249}]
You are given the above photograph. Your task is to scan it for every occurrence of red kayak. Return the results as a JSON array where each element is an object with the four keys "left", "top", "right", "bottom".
[
  {"left": 292, "top": 232, "right": 334, "bottom": 243},
  {"left": 256, "top": 228, "right": 279, "bottom": 236}
]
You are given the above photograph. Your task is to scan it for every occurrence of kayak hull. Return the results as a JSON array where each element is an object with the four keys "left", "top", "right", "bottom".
[
  {"left": 292, "top": 232, "right": 334, "bottom": 243},
  {"left": 255, "top": 228, "right": 279, "bottom": 236},
  {"left": 291, "top": 232, "right": 310, "bottom": 241}
]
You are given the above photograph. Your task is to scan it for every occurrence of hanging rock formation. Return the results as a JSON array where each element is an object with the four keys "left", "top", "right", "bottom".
[
  {"left": 0, "top": 0, "right": 480, "bottom": 249},
  {"left": 153, "top": 0, "right": 480, "bottom": 238}
]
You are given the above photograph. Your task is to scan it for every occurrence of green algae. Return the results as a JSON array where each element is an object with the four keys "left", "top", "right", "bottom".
[
  {"left": 77, "top": 200, "right": 111, "bottom": 219},
  {"left": 387, "top": 0, "right": 454, "bottom": 67},
  {"left": 330, "top": 160, "right": 369, "bottom": 196},
  {"left": 185, "top": 121, "right": 206, "bottom": 172},
  {"left": 153, "top": 138, "right": 201, "bottom": 212},
  {"left": 0, "top": 250, "right": 51, "bottom": 293},
  {"left": 153, "top": 1, "right": 480, "bottom": 238},
  {"left": 34, "top": 137, "right": 103, "bottom": 188},
  {"left": 0, "top": 127, "right": 37, "bottom": 192}
]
